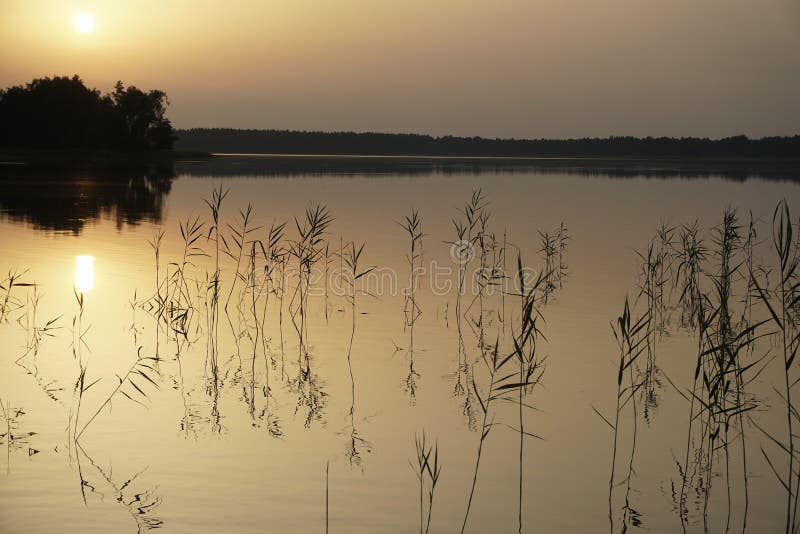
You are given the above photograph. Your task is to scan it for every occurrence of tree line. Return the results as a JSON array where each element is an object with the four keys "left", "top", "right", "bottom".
[
  {"left": 176, "top": 128, "right": 800, "bottom": 158},
  {"left": 0, "top": 75, "right": 175, "bottom": 151}
]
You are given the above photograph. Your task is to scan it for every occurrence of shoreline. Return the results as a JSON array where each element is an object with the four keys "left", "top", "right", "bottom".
[
  {"left": 170, "top": 153, "right": 800, "bottom": 182},
  {"left": 1, "top": 149, "right": 799, "bottom": 181},
  {"left": 3, "top": 148, "right": 799, "bottom": 163}
]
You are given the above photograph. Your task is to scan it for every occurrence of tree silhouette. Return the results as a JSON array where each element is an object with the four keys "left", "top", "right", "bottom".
[
  {"left": 0, "top": 75, "right": 176, "bottom": 151},
  {"left": 109, "top": 81, "right": 175, "bottom": 150}
]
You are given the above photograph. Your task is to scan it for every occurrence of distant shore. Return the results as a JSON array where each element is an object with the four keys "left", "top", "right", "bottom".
[{"left": 175, "top": 128, "right": 800, "bottom": 159}]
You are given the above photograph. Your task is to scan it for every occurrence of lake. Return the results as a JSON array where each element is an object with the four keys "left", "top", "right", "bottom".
[{"left": 1, "top": 156, "right": 800, "bottom": 533}]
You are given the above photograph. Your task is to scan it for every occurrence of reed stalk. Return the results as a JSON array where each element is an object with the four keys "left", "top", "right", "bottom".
[
  {"left": 750, "top": 200, "right": 800, "bottom": 533},
  {"left": 413, "top": 431, "right": 442, "bottom": 534},
  {"left": 603, "top": 297, "right": 650, "bottom": 533},
  {"left": 461, "top": 254, "right": 546, "bottom": 534}
]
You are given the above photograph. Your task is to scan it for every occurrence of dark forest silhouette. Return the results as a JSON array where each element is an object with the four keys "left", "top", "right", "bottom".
[
  {"left": 176, "top": 128, "right": 800, "bottom": 158},
  {"left": 0, "top": 75, "right": 175, "bottom": 151}
]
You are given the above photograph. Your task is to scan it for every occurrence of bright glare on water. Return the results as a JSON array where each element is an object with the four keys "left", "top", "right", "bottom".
[{"left": 74, "top": 255, "right": 95, "bottom": 294}]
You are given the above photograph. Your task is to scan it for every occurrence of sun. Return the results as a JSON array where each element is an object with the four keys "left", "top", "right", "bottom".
[{"left": 74, "top": 13, "right": 95, "bottom": 34}]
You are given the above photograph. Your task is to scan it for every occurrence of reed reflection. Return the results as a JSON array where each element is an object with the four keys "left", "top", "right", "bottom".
[
  {"left": 76, "top": 442, "right": 163, "bottom": 531},
  {"left": 0, "top": 400, "right": 37, "bottom": 474}
]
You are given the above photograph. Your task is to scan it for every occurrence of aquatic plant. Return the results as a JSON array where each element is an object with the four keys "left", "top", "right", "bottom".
[
  {"left": 256, "top": 220, "right": 287, "bottom": 384},
  {"left": 400, "top": 209, "right": 425, "bottom": 403},
  {"left": 412, "top": 431, "right": 442, "bottom": 534},
  {"left": 460, "top": 254, "right": 546, "bottom": 534},
  {"left": 75, "top": 346, "right": 161, "bottom": 439},
  {"left": 13, "top": 290, "right": 63, "bottom": 403},
  {"left": 68, "top": 287, "right": 91, "bottom": 450},
  {"left": 675, "top": 221, "right": 707, "bottom": 328},
  {"left": 465, "top": 212, "right": 505, "bottom": 320},
  {"left": 287, "top": 205, "right": 334, "bottom": 371},
  {"left": 147, "top": 228, "right": 166, "bottom": 306},
  {"left": 165, "top": 216, "right": 207, "bottom": 336},
  {"left": 750, "top": 200, "right": 800, "bottom": 533},
  {"left": 400, "top": 209, "right": 424, "bottom": 329},
  {"left": 223, "top": 203, "right": 259, "bottom": 311},
  {"left": 538, "top": 231, "right": 557, "bottom": 299},
  {"left": 203, "top": 185, "right": 229, "bottom": 387},
  {"left": 676, "top": 292, "right": 714, "bottom": 530},
  {"left": 672, "top": 209, "right": 765, "bottom": 531},
  {"left": 655, "top": 221, "right": 676, "bottom": 329},
  {"left": 340, "top": 241, "right": 374, "bottom": 466},
  {"left": 556, "top": 221, "right": 570, "bottom": 287},
  {"left": 602, "top": 297, "right": 650, "bottom": 533},
  {"left": 448, "top": 189, "right": 487, "bottom": 318},
  {"left": 510, "top": 253, "right": 546, "bottom": 534},
  {"left": 711, "top": 208, "right": 743, "bottom": 530},
  {"left": 0, "top": 268, "right": 33, "bottom": 322},
  {"left": 16, "top": 286, "right": 61, "bottom": 364}
]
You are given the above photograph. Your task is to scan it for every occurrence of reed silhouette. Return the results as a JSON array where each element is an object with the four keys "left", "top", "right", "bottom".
[
  {"left": 459, "top": 252, "right": 548, "bottom": 534},
  {"left": 412, "top": 431, "right": 442, "bottom": 534},
  {"left": 340, "top": 241, "right": 374, "bottom": 466},
  {"left": 602, "top": 297, "right": 650, "bottom": 533},
  {"left": 749, "top": 200, "right": 800, "bottom": 534}
]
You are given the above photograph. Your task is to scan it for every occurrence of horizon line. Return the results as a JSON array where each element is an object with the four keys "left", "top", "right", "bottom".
[{"left": 174, "top": 128, "right": 800, "bottom": 143}]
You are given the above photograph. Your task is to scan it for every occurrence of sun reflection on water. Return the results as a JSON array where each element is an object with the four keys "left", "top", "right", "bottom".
[{"left": 74, "top": 255, "right": 95, "bottom": 293}]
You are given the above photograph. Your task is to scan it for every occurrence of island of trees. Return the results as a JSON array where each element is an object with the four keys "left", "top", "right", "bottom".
[
  {"left": 176, "top": 128, "right": 800, "bottom": 158},
  {"left": 0, "top": 75, "right": 175, "bottom": 151}
]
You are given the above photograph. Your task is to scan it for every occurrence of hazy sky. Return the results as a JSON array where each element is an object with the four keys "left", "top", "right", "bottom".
[{"left": 1, "top": 0, "right": 798, "bottom": 138}]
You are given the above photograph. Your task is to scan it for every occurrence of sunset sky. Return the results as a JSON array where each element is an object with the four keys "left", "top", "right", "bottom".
[{"left": 1, "top": 0, "right": 798, "bottom": 138}]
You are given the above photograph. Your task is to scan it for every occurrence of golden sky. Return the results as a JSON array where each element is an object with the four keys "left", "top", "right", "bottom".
[{"left": 1, "top": 0, "right": 798, "bottom": 138}]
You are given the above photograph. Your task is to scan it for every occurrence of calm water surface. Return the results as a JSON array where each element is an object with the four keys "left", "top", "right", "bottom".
[{"left": 1, "top": 157, "right": 799, "bottom": 533}]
